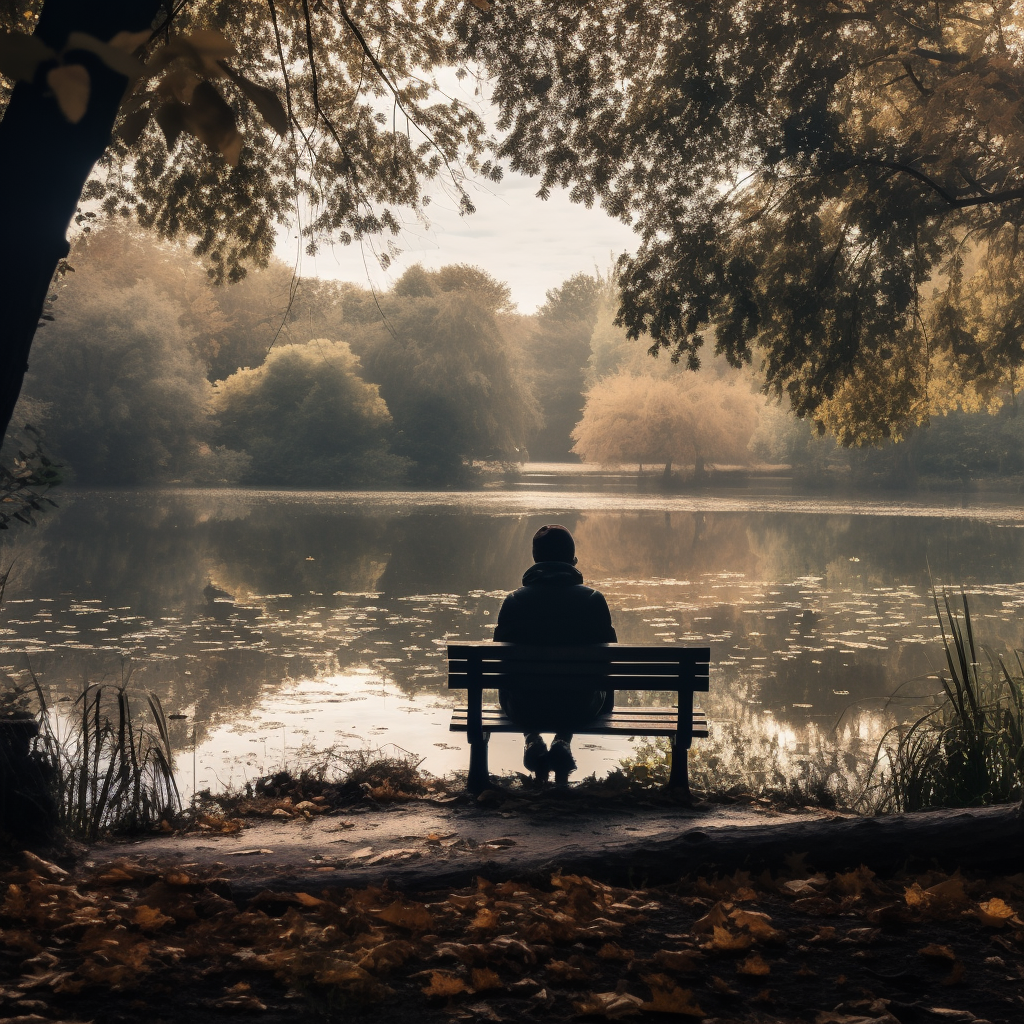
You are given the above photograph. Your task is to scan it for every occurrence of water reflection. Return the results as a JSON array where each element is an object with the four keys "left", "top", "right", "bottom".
[{"left": 3, "top": 488, "right": 1024, "bottom": 790}]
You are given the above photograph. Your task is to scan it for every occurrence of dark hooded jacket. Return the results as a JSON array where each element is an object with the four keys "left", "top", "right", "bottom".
[
  {"left": 493, "top": 562, "right": 617, "bottom": 645},
  {"left": 494, "top": 561, "right": 616, "bottom": 729}
]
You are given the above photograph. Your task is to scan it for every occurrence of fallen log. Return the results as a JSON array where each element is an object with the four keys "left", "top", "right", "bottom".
[{"left": 230, "top": 802, "right": 1024, "bottom": 898}]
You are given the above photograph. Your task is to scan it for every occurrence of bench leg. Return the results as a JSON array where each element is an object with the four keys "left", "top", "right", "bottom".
[
  {"left": 669, "top": 734, "right": 693, "bottom": 803},
  {"left": 467, "top": 732, "right": 491, "bottom": 794}
]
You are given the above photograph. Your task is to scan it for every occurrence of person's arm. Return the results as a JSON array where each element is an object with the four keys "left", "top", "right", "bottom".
[
  {"left": 591, "top": 591, "right": 617, "bottom": 643},
  {"left": 493, "top": 593, "right": 517, "bottom": 642}
]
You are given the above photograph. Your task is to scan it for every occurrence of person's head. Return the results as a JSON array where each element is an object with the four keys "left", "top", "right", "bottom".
[{"left": 532, "top": 524, "right": 576, "bottom": 565}]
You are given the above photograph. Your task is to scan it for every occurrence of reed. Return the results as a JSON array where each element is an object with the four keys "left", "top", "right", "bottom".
[
  {"left": 864, "top": 587, "right": 1024, "bottom": 812},
  {"left": 31, "top": 673, "right": 181, "bottom": 840}
]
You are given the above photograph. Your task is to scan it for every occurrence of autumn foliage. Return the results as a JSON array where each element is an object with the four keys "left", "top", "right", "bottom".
[{"left": 1, "top": 850, "right": 1022, "bottom": 1022}]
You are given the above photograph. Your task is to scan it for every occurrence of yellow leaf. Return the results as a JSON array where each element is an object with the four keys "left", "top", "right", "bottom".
[
  {"left": 471, "top": 967, "right": 502, "bottom": 991},
  {"left": 468, "top": 0, "right": 492, "bottom": 9},
  {"left": 926, "top": 877, "right": 967, "bottom": 906},
  {"left": 95, "top": 868, "right": 134, "bottom": 885},
  {"left": 469, "top": 906, "right": 499, "bottom": 933},
  {"left": 692, "top": 901, "right": 730, "bottom": 933},
  {"left": 133, "top": 905, "right": 173, "bottom": 931},
  {"left": 706, "top": 925, "right": 753, "bottom": 951},
  {"left": 736, "top": 953, "right": 771, "bottom": 976},
  {"left": 833, "top": 865, "right": 876, "bottom": 896},
  {"left": 422, "top": 970, "right": 471, "bottom": 997},
  {"left": 47, "top": 64, "right": 90, "bottom": 123},
  {"left": 976, "top": 898, "right": 1016, "bottom": 927},
  {"left": 295, "top": 892, "right": 325, "bottom": 908},
  {"left": 919, "top": 943, "right": 956, "bottom": 961},
  {"left": 904, "top": 882, "right": 928, "bottom": 908},
  {"left": 731, "top": 908, "right": 783, "bottom": 940},
  {"left": 375, "top": 899, "right": 433, "bottom": 933}
]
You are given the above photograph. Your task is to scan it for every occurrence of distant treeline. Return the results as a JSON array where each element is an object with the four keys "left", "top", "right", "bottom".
[{"left": 12, "top": 225, "right": 1024, "bottom": 490}]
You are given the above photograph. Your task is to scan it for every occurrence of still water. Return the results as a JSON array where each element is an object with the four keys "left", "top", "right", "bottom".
[{"left": 3, "top": 485, "right": 1024, "bottom": 794}]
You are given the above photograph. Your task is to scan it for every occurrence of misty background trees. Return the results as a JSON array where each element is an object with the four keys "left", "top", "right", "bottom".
[{"left": 11, "top": 222, "right": 1024, "bottom": 492}]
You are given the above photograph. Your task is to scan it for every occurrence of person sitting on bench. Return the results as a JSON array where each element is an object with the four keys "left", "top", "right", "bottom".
[{"left": 493, "top": 524, "right": 617, "bottom": 782}]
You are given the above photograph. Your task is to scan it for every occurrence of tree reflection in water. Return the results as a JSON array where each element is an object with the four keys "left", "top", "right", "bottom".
[{"left": 3, "top": 489, "right": 1024, "bottom": 788}]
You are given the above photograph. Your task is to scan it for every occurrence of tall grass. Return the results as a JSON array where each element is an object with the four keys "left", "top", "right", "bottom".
[
  {"left": 865, "top": 587, "right": 1024, "bottom": 813},
  {"left": 32, "top": 675, "right": 180, "bottom": 840}
]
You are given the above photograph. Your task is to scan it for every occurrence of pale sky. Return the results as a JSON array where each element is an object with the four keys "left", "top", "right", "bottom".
[{"left": 274, "top": 168, "right": 638, "bottom": 314}]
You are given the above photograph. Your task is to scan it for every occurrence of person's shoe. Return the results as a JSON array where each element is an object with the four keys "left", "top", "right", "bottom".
[
  {"left": 546, "top": 738, "right": 577, "bottom": 785},
  {"left": 523, "top": 734, "right": 549, "bottom": 782}
]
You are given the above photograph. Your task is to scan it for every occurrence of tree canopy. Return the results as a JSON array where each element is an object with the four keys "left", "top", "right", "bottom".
[
  {"left": 572, "top": 371, "right": 760, "bottom": 476},
  {"left": 0, "top": 0, "right": 498, "bottom": 440},
  {"left": 8, "top": 1, "right": 1024, "bottom": 450},
  {"left": 214, "top": 339, "right": 404, "bottom": 486},
  {"left": 350, "top": 263, "right": 539, "bottom": 483},
  {"left": 463, "top": 1, "right": 1024, "bottom": 441}
]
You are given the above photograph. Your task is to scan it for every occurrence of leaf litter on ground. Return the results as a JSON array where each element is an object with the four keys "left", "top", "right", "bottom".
[{"left": 0, "top": 852, "right": 1021, "bottom": 1022}]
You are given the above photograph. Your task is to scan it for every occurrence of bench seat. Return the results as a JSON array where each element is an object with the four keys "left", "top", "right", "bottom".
[{"left": 451, "top": 706, "right": 709, "bottom": 737}]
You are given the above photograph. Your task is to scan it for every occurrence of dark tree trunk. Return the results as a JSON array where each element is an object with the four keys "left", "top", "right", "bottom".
[{"left": 0, "top": 0, "right": 165, "bottom": 444}]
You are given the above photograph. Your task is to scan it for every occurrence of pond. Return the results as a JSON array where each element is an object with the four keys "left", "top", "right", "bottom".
[{"left": 3, "top": 484, "right": 1024, "bottom": 796}]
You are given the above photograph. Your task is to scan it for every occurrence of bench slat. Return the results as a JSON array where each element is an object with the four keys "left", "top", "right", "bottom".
[
  {"left": 448, "top": 661, "right": 699, "bottom": 677},
  {"left": 451, "top": 706, "right": 708, "bottom": 738},
  {"left": 448, "top": 642, "right": 710, "bottom": 665},
  {"left": 448, "top": 674, "right": 709, "bottom": 693}
]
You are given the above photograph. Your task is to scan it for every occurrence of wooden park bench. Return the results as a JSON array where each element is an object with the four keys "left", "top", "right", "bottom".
[{"left": 448, "top": 642, "right": 710, "bottom": 799}]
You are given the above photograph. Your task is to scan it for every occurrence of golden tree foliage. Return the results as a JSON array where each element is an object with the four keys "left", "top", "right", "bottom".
[{"left": 571, "top": 371, "right": 760, "bottom": 475}]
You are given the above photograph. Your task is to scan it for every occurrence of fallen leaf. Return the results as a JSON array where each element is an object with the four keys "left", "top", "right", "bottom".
[
  {"left": 422, "top": 970, "right": 472, "bottom": 997},
  {"left": 651, "top": 949, "right": 702, "bottom": 972},
  {"left": 737, "top": 952, "right": 771, "bottom": 975},
  {"left": 709, "top": 975, "right": 739, "bottom": 996},
  {"left": 471, "top": 967, "right": 502, "bottom": 991},
  {"left": 705, "top": 926, "right": 753, "bottom": 951},
  {"left": 375, "top": 899, "right": 433, "bottom": 933},
  {"left": 731, "top": 907, "right": 784, "bottom": 941},
  {"left": 468, "top": 907, "right": 498, "bottom": 933},
  {"left": 640, "top": 973, "right": 704, "bottom": 1016},
  {"left": 597, "top": 942, "right": 633, "bottom": 960},
  {"left": 573, "top": 991, "right": 643, "bottom": 1018},
  {"left": 919, "top": 944, "right": 957, "bottom": 961},
  {"left": 833, "top": 865, "right": 876, "bottom": 896},
  {"left": 691, "top": 901, "right": 730, "bottom": 933},
  {"left": 782, "top": 878, "right": 821, "bottom": 896},
  {"left": 976, "top": 898, "right": 1016, "bottom": 927},
  {"left": 133, "top": 905, "right": 173, "bottom": 931}
]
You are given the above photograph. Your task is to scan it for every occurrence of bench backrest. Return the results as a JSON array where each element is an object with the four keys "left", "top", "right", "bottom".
[{"left": 447, "top": 642, "right": 710, "bottom": 693}]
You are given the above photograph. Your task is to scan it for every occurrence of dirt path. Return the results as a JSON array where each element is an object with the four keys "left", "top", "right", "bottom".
[{"left": 88, "top": 800, "right": 831, "bottom": 890}]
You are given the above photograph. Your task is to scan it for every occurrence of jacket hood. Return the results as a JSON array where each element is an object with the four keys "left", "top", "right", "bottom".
[{"left": 522, "top": 561, "right": 585, "bottom": 587}]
